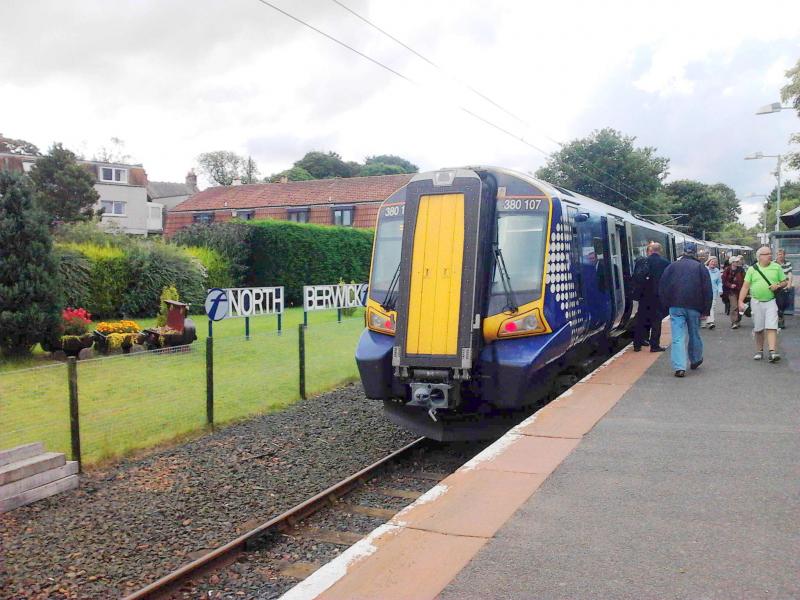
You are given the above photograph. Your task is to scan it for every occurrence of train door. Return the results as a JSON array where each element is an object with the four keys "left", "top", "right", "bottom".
[
  {"left": 604, "top": 217, "right": 625, "bottom": 329},
  {"left": 617, "top": 222, "right": 634, "bottom": 327}
]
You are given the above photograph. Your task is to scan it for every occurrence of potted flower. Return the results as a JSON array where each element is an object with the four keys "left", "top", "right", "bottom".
[
  {"left": 42, "top": 308, "right": 95, "bottom": 357},
  {"left": 94, "top": 320, "right": 142, "bottom": 354}
]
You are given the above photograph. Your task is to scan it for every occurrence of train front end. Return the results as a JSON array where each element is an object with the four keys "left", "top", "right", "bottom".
[{"left": 356, "top": 168, "right": 555, "bottom": 440}]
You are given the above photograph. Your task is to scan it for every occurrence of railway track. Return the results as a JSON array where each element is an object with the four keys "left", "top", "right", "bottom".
[{"left": 124, "top": 436, "right": 485, "bottom": 599}]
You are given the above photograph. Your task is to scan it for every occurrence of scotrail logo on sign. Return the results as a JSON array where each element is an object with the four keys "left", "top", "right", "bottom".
[
  {"left": 303, "top": 283, "right": 368, "bottom": 312},
  {"left": 205, "top": 287, "right": 284, "bottom": 320},
  {"left": 205, "top": 288, "right": 230, "bottom": 321}
]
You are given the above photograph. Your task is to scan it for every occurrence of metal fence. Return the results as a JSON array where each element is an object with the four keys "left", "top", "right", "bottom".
[{"left": 0, "top": 316, "right": 365, "bottom": 468}]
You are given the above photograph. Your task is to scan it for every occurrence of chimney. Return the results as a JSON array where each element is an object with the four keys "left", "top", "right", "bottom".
[
  {"left": 232, "top": 178, "right": 242, "bottom": 186},
  {"left": 280, "top": 176, "right": 288, "bottom": 184},
  {"left": 186, "top": 169, "right": 198, "bottom": 192}
]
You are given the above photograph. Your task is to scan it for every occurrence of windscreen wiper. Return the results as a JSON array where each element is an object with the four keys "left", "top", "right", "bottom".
[
  {"left": 380, "top": 263, "right": 402, "bottom": 311},
  {"left": 493, "top": 243, "right": 518, "bottom": 314}
]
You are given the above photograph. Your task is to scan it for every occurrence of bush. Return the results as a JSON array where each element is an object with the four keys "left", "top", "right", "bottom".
[
  {"left": 0, "top": 172, "right": 62, "bottom": 356},
  {"left": 171, "top": 222, "right": 252, "bottom": 285},
  {"left": 56, "top": 241, "right": 207, "bottom": 318},
  {"left": 54, "top": 247, "right": 93, "bottom": 309},
  {"left": 184, "top": 246, "right": 235, "bottom": 289},
  {"left": 156, "top": 285, "right": 179, "bottom": 327},
  {"left": 247, "top": 221, "right": 373, "bottom": 305}
]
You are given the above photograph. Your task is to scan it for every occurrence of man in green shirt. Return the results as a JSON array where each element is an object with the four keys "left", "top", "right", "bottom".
[{"left": 738, "top": 246, "right": 788, "bottom": 362}]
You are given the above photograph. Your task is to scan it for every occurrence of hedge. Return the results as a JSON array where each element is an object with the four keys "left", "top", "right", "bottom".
[
  {"left": 247, "top": 221, "right": 373, "bottom": 305},
  {"left": 173, "top": 220, "right": 374, "bottom": 306},
  {"left": 55, "top": 242, "right": 233, "bottom": 318}
]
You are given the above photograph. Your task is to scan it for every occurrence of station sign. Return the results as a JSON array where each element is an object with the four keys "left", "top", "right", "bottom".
[
  {"left": 303, "top": 283, "right": 368, "bottom": 312},
  {"left": 204, "top": 286, "right": 284, "bottom": 320}
]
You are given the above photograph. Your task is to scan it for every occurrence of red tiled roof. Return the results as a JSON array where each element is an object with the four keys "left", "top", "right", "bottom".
[{"left": 171, "top": 173, "right": 414, "bottom": 212}]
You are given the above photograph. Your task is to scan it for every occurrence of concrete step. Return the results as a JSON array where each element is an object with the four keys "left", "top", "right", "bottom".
[
  {"left": 0, "top": 442, "right": 44, "bottom": 467},
  {"left": 0, "top": 452, "right": 65, "bottom": 486},
  {"left": 0, "top": 474, "right": 79, "bottom": 513},
  {"left": 0, "top": 461, "right": 79, "bottom": 501}
]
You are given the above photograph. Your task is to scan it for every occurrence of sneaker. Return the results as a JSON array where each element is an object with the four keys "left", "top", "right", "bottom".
[
  {"left": 708, "top": 323, "right": 715, "bottom": 330},
  {"left": 753, "top": 351, "right": 763, "bottom": 360},
  {"left": 732, "top": 323, "right": 739, "bottom": 329},
  {"left": 768, "top": 351, "right": 781, "bottom": 363},
  {"left": 650, "top": 346, "right": 666, "bottom": 353},
  {"left": 690, "top": 359, "right": 703, "bottom": 370},
  {"left": 674, "top": 370, "right": 685, "bottom": 378}
]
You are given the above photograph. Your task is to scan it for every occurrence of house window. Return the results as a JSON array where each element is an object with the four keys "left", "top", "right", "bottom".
[
  {"left": 22, "top": 161, "right": 35, "bottom": 173},
  {"left": 101, "top": 200, "right": 126, "bottom": 216},
  {"left": 234, "top": 210, "right": 255, "bottom": 220},
  {"left": 100, "top": 167, "right": 128, "bottom": 183},
  {"left": 333, "top": 207, "right": 354, "bottom": 226},
  {"left": 193, "top": 212, "right": 215, "bottom": 225},
  {"left": 288, "top": 209, "right": 309, "bottom": 223}
]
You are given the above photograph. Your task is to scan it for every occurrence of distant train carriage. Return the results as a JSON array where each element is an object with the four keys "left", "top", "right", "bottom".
[{"left": 356, "top": 167, "right": 742, "bottom": 440}]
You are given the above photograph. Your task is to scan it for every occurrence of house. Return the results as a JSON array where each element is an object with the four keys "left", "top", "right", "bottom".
[
  {"left": 146, "top": 170, "right": 199, "bottom": 210},
  {"left": 0, "top": 151, "right": 162, "bottom": 235},
  {"left": 164, "top": 173, "right": 414, "bottom": 236}
]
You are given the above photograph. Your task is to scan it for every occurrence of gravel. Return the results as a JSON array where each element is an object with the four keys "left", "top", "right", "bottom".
[{"left": 0, "top": 384, "right": 418, "bottom": 599}]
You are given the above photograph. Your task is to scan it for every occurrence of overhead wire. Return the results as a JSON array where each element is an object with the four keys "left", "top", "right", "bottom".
[
  {"left": 252, "top": 0, "right": 657, "bottom": 217},
  {"left": 329, "top": 0, "right": 654, "bottom": 204}
]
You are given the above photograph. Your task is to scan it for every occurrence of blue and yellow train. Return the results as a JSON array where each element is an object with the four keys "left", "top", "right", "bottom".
[{"left": 355, "top": 167, "right": 751, "bottom": 440}]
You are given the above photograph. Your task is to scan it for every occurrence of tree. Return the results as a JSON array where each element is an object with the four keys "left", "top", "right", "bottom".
[
  {"left": 358, "top": 162, "right": 407, "bottom": 176},
  {"left": 93, "top": 137, "right": 131, "bottom": 164},
  {"left": 294, "top": 151, "right": 356, "bottom": 179},
  {"left": 708, "top": 183, "right": 741, "bottom": 222},
  {"left": 759, "top": 181, "right": 800, "bottom": 231},
  {"left": 535, "top": 128, "right": 670, "bottom": 214},
  {"left": 0, "top": 172, "right": 62, "bottom": 356},
  {"left": 362, "top": 154, "right": 418, "bottom": 174},
  {"left": 28, "top": 143, "right": 100, "bottom": 224},
  {"left": 267, "top": 166, "right": 314, "bottom": 183},
  {"left": 712, "top": 221, "right": 758, "bottom": 246},
  {"left": 197, "top": 151, "right": 244, "bottom": 186},
  {"left": 663, "top": 180, "right": 730, "bottom": 238},
  {"left": 780, "top": 58, "right": 800, "bottom": 170},
  {"left": 241, "top": 156, "right": 260, "bottom": 184},
  {"left": 0, "top": 134, "right": 41, "bottom": 156}
]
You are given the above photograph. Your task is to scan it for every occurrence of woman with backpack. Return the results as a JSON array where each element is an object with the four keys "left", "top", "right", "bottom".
[
  {"left": 704, "top": 256, "right": 723, "bottom": 329},
  {"left": 722, "top": 256, "right": 745, "bottom": 329}
]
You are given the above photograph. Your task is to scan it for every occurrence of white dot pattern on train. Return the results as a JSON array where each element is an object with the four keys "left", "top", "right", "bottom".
[{"left": 546, "top": 209, "right": 590, "bottom": 346}]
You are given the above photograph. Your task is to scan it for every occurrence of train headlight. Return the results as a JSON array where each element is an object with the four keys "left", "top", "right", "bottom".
[
  {"left": 368, "top": 308, "right": 396, "bottom": 334},
  {"left": 498, "top": 310, "right": 544, "bottom": 337}
]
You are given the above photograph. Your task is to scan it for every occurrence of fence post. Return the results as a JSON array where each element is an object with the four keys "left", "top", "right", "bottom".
[
  {"left": 206, "top": 337, "right": 214, "bottom": 427},
  {"left": 67, "top": 357, "right": 82, "bottom": 472},
  {"left": 298, "top": 323, "right": 306, "bottom": 400}
]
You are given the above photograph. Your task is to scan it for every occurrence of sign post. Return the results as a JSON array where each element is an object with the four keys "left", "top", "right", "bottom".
[{"left": 302, "top": 283, "right": 368, "bottom": 325}]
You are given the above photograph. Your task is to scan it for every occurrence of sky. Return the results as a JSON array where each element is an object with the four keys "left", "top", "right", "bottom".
[{"left": 1, "top": 0, "right": 799, "bottom": 227}]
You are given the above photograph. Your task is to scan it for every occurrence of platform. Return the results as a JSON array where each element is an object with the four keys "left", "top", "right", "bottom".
[{"left": 282, "top": 314, "right": 800, "bottom": 600}]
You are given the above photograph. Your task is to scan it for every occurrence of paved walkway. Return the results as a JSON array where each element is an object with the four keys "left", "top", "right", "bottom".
[
  {"left": 441, "top": 315, "right": 800, "bottom": 599},
  {"left": 282, "top": 312, "right": 799, "bottom": 600}
]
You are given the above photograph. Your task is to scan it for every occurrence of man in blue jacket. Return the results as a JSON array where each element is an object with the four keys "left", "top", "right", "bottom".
[
  {"left": 632, "top": 242, "right": 670, "bottom": 352},
  {"left": 658, "top": 242, "right": 713, "bottom": 377}
]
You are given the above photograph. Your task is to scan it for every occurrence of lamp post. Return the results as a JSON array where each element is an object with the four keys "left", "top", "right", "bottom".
[{"left": 744, "top": 153, "right": 782, "bottom": 232}]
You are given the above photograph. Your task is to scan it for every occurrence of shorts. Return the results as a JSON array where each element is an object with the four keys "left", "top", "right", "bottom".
[{"left": 751, "top": 298, "right": 779, "bottom": 332}]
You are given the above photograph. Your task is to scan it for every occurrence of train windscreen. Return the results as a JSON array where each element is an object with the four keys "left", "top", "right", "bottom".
[
  {"left": 369, "top": 202, "right": 404, "bottom": 302},
  {"left": 488, "top": 197, "right": 549, "bottom": 314}
]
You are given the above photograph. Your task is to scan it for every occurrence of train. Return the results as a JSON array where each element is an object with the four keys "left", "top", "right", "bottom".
[{"left": 355, "top": 167, "right": 754, "bottom": 440}]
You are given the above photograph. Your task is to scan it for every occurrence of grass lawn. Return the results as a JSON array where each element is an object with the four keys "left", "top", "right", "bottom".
[{"left": 0, "top": 308, "right": 366, "bottom": 465}]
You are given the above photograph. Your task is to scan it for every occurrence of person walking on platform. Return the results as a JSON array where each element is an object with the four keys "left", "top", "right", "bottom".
[
  {"left": 738, "top": 246, "right": 788, "bottom": 363},
  {"left": 722, "top": 256, "right": 745, "bottom": 329},
  {"left": 658, "top": 242, "right": 713, "bottom": 378},
  {"left": 775, "top": 248, "right": 793, "bottom": 328},
  {"left": 703, "top": 256, "right": 723, "bottom": 329},
  {"left": 632, "top": 242, "right": 670, "bottom": 352}
]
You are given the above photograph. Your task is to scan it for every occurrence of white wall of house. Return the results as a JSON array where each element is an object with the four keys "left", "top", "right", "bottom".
[{"left": 96, "top": 183, "right": 160, "bottom": 235}]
